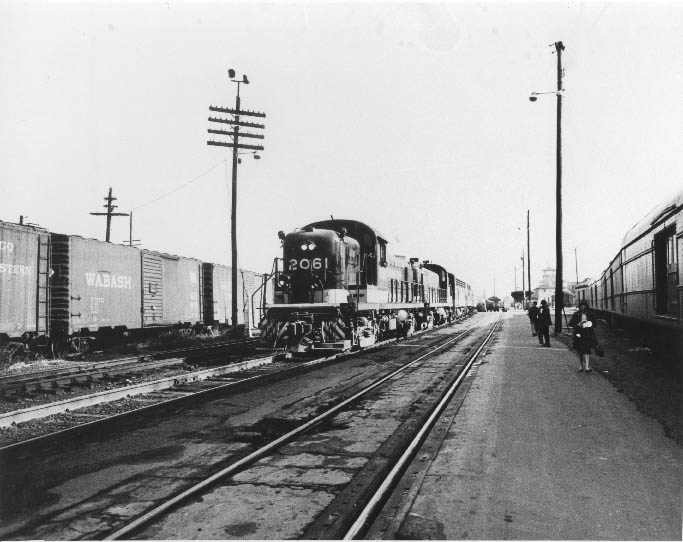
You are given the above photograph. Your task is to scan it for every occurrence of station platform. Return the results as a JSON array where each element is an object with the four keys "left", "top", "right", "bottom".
[{"left": 392, "top": 312, "right": 682, "bottom": 540}]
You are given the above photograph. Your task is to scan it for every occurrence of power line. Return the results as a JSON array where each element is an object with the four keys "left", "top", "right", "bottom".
[{"left": 131, "top": 159, "right": 226, "bottom": 211}]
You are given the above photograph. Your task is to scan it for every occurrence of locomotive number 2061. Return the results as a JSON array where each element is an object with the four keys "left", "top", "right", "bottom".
[{"left": 288, "top": 257, "right": 327, "bottom": 271}]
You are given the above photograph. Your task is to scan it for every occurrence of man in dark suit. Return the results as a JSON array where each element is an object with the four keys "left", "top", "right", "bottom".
[
  {"left": 537, "top": 300, "right": 552, "bottom": 347},
  {"left": 527, "top": 301, "right": 539, "bottom": 337}
]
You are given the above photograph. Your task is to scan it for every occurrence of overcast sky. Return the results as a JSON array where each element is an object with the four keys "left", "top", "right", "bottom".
[{"left": 1, "top": 1, "right": 681, "bottom": 299}]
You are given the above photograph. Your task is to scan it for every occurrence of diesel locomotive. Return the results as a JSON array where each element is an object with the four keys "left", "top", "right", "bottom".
[{"left": 258, "top": 219, "right": 474, "bottom": 353}]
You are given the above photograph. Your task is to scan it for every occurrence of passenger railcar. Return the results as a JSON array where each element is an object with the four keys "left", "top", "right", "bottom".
[
  {"left": 575, "top": 189, "right": 683, "bottom": 362},
  {"left": 259, "top": 219, "right": 474, "bottom": 353}
]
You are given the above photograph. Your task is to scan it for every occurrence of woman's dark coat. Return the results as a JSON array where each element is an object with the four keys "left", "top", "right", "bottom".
[{"left": 569, "top": 309, "right": 598, "bottom": 355}]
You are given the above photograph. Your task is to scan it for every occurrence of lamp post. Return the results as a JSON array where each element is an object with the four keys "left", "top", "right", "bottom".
[
  {"left": 527, "top": 209, "right": 531, "bottom": 307},
  {"left": 208, "top": 69, "right": 265, "bottom": 332},
  {"left": 521, "top": 252, "right": 525, "bottom": 309},
  {"left": 514, "top": 266, "right": 517, "bottom": 291},
  {"left": 530, "top": 40, "right": 565, "bottom": 335}
]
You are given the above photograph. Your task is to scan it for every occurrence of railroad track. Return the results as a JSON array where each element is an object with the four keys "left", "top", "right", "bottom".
[
  {"left": 0, "top": 314, "right": 496, "bottom": 540},
  {"left": 0, "top": 322, "right": 428, "bottom": 449},
  {"left": 103, "top": 317, "right": 500, "bottom": 540},
  {"left": 0, "top": 336, "right": 259, "bottom": 400},
  {"left": 343, "top": 318, "right": 500, "bottom": 539},
  {"left": 0, "top": 322, "right": 466, "bottom": 438}
]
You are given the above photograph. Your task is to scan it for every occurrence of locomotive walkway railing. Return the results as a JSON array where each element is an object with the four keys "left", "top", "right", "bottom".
[{"left": 388, "top": 280, "right": 447, "bottom": 304}]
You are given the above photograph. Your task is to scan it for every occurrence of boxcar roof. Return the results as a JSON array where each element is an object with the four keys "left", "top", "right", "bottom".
[{"left": 0, "top": 219, "right": 49, "bottom": 234}]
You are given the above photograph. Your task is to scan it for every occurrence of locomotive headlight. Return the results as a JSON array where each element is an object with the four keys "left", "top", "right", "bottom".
[
  {"left": 300, "top": 241, "right": 316, "bottom": 251},
  {"left": 300, "top": 243, "right": 308, "bottom": 251}
]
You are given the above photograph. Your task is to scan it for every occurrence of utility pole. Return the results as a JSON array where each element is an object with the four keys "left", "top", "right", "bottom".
[
  {"left": 574, "top": 247, "right": 579, "bottom": 284},
  {"left": 207, "top": 69, "right": 265, "bottom": 331},
  {"left": 514, "top": 266, "right": 517, "bottom": 291},
  {"left": 554, "top": 41, "right": 565, "bottom": 335},
  {"left": 521, "top": 252, "right": 525, "bottom": 309},
  {"left": 527, "top": 209, "right": 531, "bottom": 306},
  {"left": 90, "top": 187, "right": 129, "bottom": 242}
]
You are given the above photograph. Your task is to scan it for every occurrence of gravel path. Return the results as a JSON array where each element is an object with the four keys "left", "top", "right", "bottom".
[{"left": 553, "top": 318, "right": 682, "bottom": 445}]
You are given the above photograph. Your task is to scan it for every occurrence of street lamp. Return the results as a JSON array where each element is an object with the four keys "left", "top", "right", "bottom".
[
  {"left": 528, "top": 90, "right": 564, "bottom": 102},
  {"left": 530, "top": 41, "right": 565, "bottom": 335},
  {"left": 238, "top": 151, "right": 261, "bottom": 164}
]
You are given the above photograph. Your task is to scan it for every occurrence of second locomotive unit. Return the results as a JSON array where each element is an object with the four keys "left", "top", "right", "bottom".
[{"left": 259, "top": 219, "right": 474, "bottom": 353}]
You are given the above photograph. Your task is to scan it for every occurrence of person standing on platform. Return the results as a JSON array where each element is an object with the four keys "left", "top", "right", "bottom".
[
  {"left": 537, "top": 300, "right": 552, "bottom": 347},
  {"left": 527, "top": 301, "right": 539, "bottom": 336},
  {"left": 569, "top": 299, "right": 598, "bottom": 372}
]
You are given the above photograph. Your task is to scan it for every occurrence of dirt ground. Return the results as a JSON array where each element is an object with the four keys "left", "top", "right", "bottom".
[{"left": 553, "top": 319, "right": 682, "bottom": 446}]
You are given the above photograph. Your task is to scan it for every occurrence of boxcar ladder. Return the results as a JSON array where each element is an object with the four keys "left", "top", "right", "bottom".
[{"left": 36, "top": 234, "right": 51, "bottom": 337}]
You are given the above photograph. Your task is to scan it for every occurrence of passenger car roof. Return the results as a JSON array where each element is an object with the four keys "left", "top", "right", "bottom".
[{"left": 621, "top": 188, "right": 683, "bottom": 248}]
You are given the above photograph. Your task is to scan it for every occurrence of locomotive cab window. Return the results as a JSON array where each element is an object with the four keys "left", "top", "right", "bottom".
[
  {"left": 379, "top": 240, "right": 387, "bottom": 267},
  {"left": 654, "top": 225, "right": 679, "bottom": 317}
]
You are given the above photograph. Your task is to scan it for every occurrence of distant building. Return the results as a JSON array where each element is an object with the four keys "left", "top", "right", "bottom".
[
  {"left": 574, "top": 277, "right": 593, "bottom": 306},
  {"left": 533, "top": 267, "right": 575, "bottom": 307}
]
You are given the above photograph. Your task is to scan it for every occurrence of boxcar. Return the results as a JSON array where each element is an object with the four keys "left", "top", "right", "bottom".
[
  {"left": 141, "top": 250, "right": 203, "bottom": 327},
  {"left": 1, "top": 216, "right": 276, "bottom": 349},
  {"left": 244, "top": 268, "right": 273, "bottom": 329},
  {"left": 0, "top": 221, "right": 50, "bottom": 342},
  {"left": 202, "top": 263, "right": 235, "bottom": 326},
  {"left": 50, "top": 234, "right": 142, "bottom": 337},
  {"left": 202, "top": 263, "right": 272, "bottom": 329}
]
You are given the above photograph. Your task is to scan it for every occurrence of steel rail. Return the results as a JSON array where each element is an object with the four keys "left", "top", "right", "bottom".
[
  {"left": 0, "top": 325, "right": 409, "bottom": 454},
  {"left": 105, "top": 328, "right": 473, "bottom": 540},
  {"left": 0, "top": 337, "right": 259, "bottom": 390},
  {"left": 1, "top": 322, "right": 464, "bottom": 450},
  {"left": 0, "top": 356, "right": 292, "bottom": 455},
  {"left": 145, "top": 337, "right": 259, "bottom": 359},
  {"left": 342, "top": 316, "right": 502, "bottom": 539},
  {"left": 0, "top": 356, "right": 274, "bottom": 430}
]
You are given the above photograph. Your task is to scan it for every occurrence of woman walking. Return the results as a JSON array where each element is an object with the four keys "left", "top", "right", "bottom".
[{"left": 569, "top": 299, "right": 599, "bottom": 372}]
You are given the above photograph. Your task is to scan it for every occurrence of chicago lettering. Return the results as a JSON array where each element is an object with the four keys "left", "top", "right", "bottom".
[
  {"left": 0, "top": 241, "right": 14, "bottom": 252},
  {"left": 85, "top": 272, "right": 132, "bottom": 289}
]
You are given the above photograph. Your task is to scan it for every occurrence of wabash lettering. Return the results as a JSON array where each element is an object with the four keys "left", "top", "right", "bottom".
[{"left": 85, "top": 272, "right": 132, "bottom": 289}]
